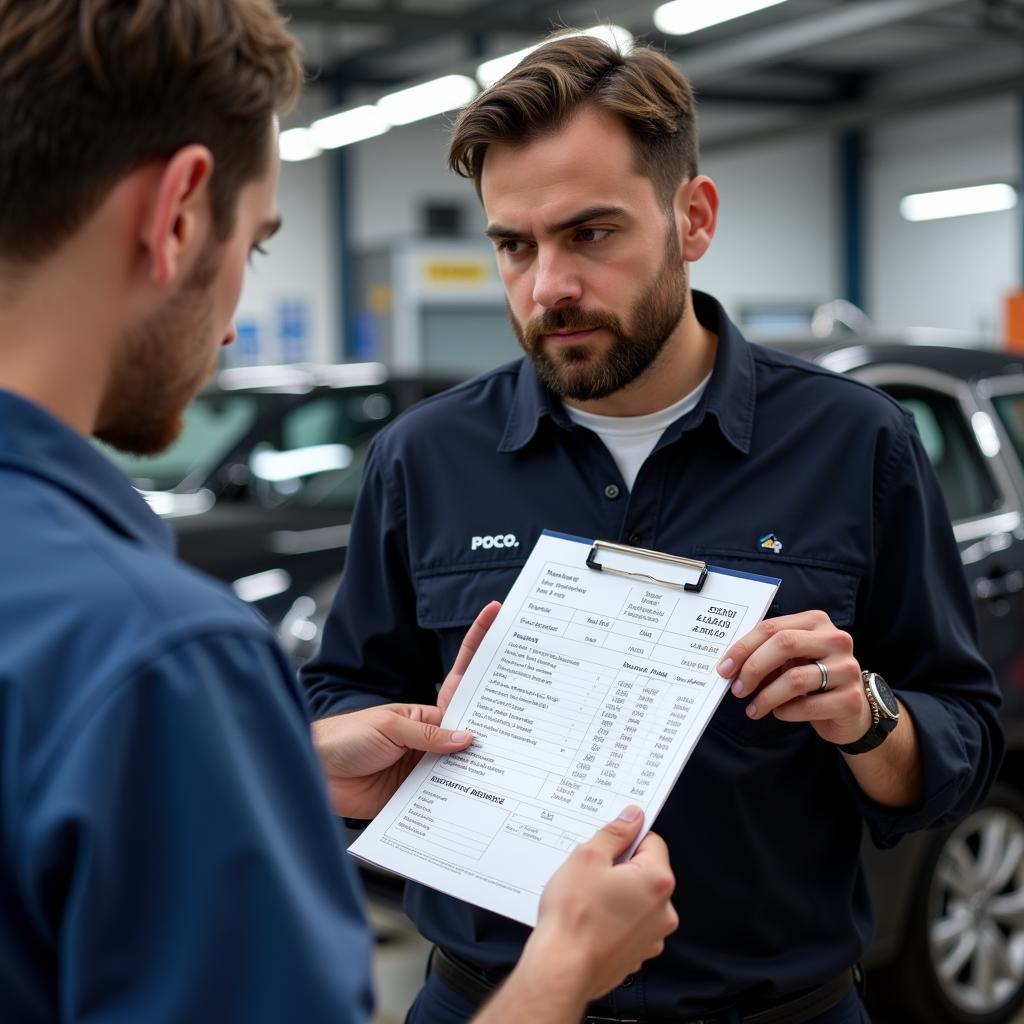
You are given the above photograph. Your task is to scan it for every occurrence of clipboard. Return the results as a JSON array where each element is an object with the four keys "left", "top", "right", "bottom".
[{"left": 350, "top": 530, "right": 780, "bottom": 927}]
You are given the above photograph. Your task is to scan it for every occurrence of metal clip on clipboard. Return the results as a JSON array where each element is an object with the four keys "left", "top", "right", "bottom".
[{"left": 585, "top": 539, "right": 708, "bottom": 593}]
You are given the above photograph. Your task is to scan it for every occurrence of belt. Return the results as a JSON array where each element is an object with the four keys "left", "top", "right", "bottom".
[{"left": 429, "top": 946, "right": 857, "bottom": 1024}]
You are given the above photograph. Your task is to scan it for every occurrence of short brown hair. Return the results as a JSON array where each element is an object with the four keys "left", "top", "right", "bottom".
[
  {"left": 448, "top": 31, "right": 698, "bottom": 207},
  {"left": 0, "top": 0, "right": 303, "bottom": 265}
]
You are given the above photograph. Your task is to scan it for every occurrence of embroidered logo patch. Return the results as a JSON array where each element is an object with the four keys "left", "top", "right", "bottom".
[{"left": 759, "top": 533, "right": 783, "bottom": 554}]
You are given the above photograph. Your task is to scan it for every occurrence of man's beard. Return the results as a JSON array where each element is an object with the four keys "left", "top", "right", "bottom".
[
  {"left": 95, "top": 242, "right": 220, "bottom": 455},
  {"left": 510, "top": 228, "right": 687, "bottom": 402}
]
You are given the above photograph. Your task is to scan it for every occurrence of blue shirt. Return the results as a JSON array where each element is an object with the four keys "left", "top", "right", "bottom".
[
  {"left": 0, "top": 391, "right": 373, "bottom": 1023},
  {"left": 304, "top": 292, "right": 1004, "bottom": 1019}
]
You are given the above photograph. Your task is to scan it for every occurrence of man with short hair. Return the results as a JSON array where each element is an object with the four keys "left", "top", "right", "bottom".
[
  {"left": 0, "top": 5, "right": 677, "bottom": 1021},
  {"left": 305, "top": 31, "right": 1005, "bottom": 1024}
]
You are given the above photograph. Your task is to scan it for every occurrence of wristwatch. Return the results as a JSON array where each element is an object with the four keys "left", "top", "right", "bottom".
[{"left": 838, "top": 671, "right": 900, "bottom": 754}]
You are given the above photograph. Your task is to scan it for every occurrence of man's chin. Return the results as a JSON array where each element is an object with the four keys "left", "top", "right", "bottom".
[{"left": 95, "top": 413, "right": 184, "bottom": 457}]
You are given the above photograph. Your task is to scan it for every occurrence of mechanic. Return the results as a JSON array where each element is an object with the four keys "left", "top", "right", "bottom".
[
  {"left": 303, "top": 31, "right": 1005, "bottom": 1024},
  {"left": 0, "top": 6, "right": 677, "bottom": 1021}
]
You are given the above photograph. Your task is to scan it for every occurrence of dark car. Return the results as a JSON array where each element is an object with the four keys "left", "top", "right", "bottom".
[
  {"left": 100, "top": 362, "right": 459, "bottom": 659},
  {"left": 771, "top": 341, "right": 1024, "bottom": 1024}
]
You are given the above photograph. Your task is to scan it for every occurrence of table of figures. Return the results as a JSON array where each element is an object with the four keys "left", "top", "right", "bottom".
[{"left": 428, "top": 557, "right": 751, "bottom": 828}]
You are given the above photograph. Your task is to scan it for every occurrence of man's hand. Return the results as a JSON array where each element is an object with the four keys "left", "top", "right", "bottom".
[
  {"left": 717, "top": 610, "right": 871, "bottom": 746},
  {"left": 311, "top": 601, "right": 501, "bottom": 818},
  {"left": 474, "top": 808, "right": 676, "bottom": 1023}
]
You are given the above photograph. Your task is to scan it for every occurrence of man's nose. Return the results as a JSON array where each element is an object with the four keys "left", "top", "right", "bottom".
[{"left": 532, "top": 250, "right": 582, "bottom": 309}]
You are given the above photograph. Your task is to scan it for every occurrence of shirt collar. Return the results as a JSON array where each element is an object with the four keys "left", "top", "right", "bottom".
[
  {"left": 498, "top": 290, "right": 755, "bottom": 455},
  {"left": 0, "top": 389, "right": 176, "bottom": 553}
]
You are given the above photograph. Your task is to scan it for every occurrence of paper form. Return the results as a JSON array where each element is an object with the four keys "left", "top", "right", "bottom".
[{"left": 349, "top": 531, "right": 780, "bottom": 926}]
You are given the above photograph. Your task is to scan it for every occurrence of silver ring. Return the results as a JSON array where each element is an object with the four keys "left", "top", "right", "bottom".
[{"left": 815, "top": 660, "right": 829, "bottom": 692}]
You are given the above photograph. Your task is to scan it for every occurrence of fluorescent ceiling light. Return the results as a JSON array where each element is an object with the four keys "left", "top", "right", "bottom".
[
  {"left": 654, "top": 0, "right": 788, "bottom": 36},
  {"left": 310, "top": 105, "right": 389, "bottom": 149},
  {"left": 900, "top": 183, "right": 1018, "bottom": 222},
  {"left": 232, "top": 569, "right": 292, "bottom": 604},
  {"left": 378, "top": 74, "right": 479, "bottom": 126},
  {"left": 477, "top": 25, "right": 634, "bottom": 89},
  {"left": 279, "top": 127, "right": 322, "bottom": 163}
]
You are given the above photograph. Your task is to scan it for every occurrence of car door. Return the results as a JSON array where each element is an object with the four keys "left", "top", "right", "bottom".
[{"left": 850, "top": 364, "right": 1024, "bottom": 696}]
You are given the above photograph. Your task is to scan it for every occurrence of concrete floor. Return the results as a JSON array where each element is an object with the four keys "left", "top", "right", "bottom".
[{"left": 367, "top": 902, "right": 1024, "bottom": 1024}]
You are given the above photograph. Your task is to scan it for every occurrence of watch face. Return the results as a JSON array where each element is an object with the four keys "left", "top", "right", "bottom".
[{"left": 868, "top": 673, "right": 900, "bottom": 719}]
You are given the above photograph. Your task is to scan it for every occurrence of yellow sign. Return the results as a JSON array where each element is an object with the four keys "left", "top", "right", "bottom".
[{"left": 423, "top": 260, "right": 492, "bottom": 285}]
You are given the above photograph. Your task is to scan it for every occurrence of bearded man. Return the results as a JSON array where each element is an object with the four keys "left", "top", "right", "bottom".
[{"left": 304, "top": 31, "right": 1003, "bottom": 1024}]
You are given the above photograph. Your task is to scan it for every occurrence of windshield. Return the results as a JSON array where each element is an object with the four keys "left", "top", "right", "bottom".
[
  {"left": 98, "top": 394, "right": 259, "bottom": 491},
  {"left": 992, "top": 392, "right": 1024, "bottom": 470}
]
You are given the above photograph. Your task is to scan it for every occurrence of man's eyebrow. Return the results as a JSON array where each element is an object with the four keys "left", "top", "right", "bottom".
[{"left": 485, "top": 205, "right": 628, "bottom": 241}]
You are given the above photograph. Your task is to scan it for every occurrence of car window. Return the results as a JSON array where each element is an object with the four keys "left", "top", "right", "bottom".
[
  {"left": 883, "top": 385, "right": 1000, "bottom": 523},
  {"left": 248, "top": 389, "right": 395, "bottom": 509},
  {"left": 991, "top": 392, "right": 1024, "bottom": 470},
  {"left": 99, "top": 395, "right": 259, "bottom": 490}
]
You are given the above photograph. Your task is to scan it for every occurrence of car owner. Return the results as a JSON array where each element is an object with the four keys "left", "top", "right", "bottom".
[{"left": 0, "top": 5, "right": 678, "bottom": 1021}]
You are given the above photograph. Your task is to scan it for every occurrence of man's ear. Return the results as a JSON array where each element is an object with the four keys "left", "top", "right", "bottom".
[
  {"left": 141, "top": 145, "right": 215, "bottom": 286},
  {"left": 673, "top": 175, "right": 719, "bottom": 263}
]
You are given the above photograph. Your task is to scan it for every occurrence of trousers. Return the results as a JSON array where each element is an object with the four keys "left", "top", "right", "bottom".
[{"left": 403, "top": 971, "right": 872, "bottom": 1024}]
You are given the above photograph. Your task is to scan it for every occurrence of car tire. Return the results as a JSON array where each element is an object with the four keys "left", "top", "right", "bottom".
[{"left": 877, "top": 783, "right": 1024, "bottom": 1024}]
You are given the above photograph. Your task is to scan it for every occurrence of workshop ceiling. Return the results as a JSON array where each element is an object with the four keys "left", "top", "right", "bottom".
[{"left": 280, "top": 0, "right": 1024, "bottom": 151}]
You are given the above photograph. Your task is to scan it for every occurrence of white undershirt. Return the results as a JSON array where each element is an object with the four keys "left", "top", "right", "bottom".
[{"left": 564, "top": 372, "right": 712, "bottom": 491}]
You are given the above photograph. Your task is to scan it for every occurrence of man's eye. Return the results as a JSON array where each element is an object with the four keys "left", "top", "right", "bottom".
[
  {"left": 498, "top": 239, "right": 527, "bottom": 256},
  {"left": 248, "top": 243, "right": 269, "bottom": 265},
  {"left": 576, "top": 227, "right": 611, "bottom": 243}
]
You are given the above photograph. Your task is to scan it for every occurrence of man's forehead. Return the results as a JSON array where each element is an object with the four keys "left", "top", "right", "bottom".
[{"left": 480, "top": 106, "right": 649, "bottom": 217}]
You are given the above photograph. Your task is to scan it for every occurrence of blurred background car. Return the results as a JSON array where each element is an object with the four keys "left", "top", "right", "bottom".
[
  {"left": 100, "top": 344, "right": 1024, "bottom": 1024},
  {"left": 99, "top": 362, "right": 459, "bottom": 663}
]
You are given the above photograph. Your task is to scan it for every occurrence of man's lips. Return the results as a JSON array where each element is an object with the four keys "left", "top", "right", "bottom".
[{"left": 544, "top": 327, "right": 599, "bottom": 344}]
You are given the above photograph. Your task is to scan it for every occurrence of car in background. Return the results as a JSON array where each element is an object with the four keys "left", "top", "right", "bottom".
[
  {"left": 100, "top": 362, "right": 459, "bottom": 660},
  {"left": 763, "top": 341, "right": 1024, "bottom": 1024}
]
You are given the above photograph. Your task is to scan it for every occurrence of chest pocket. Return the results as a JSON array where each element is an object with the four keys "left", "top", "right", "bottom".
[
  {"left": 415, "top": 563, "right": 524, "bottom": 667},
  {"left": 689, "top": 548, "right": 861, "bottom": 747}
]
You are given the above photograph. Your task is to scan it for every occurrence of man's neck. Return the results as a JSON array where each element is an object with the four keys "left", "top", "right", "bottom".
[
  {"left": 564, "top": 291, "right": 717, "bottom": 418},
  {"left": 0, "top": 268, "right": 114, "bottom": 438}
]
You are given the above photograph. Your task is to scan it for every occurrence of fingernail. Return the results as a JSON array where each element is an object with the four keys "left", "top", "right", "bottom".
[
  {"left": 718, "top": 658, "right": 735, "bottom": 677},
  {"left": 617, "top": 805, "right": 642, "bottom": 822},
  {"left": 450, "top": 731, "right": 471, "bottom": 743},
  {"left": 746, "top": 703, "right": 757, "bottom": 718},
  {"left": 731, "top": 679, "right": 744, "bottom": 697}
]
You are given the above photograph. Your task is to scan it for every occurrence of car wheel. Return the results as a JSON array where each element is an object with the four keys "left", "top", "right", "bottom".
[{"left": 889, "top": 784, "right": 1024, "bottom": 1024}]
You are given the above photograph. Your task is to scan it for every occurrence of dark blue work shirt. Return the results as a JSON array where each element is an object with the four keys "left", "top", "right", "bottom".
[
  {"left": 303, "top": 292, "right": 1003, "bottom": 1019},
  {"left": 0, "top": 391, "right": 373, "bottom": 1023}
]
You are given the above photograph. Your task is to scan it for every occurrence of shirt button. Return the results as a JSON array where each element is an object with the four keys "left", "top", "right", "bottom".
[
  {"left": 604, "top": 484, "right": 620, "bottom": 500},
  {"left": 621, "top": 973, "right": 636, "bottom": 988},
  {"left": 627, "top": 533, "right": 641, "bottom": 546}
]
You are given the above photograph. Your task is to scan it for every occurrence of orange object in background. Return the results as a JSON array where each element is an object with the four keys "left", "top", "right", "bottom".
[{"left": 1007, "top": 291, "right": 1024, "bottom": 351}]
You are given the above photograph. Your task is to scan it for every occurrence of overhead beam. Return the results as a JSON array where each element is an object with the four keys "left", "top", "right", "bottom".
[
  {"left": 674, "top": 0, "right": 972, "bottom": 86},
  {"left": 702, "top": 67, "right": 1024, "bottom": 155},
  {"left": 316, "top": 0, "right": 558, "bottom": 90},
  {"left": 280, "top": 2, "right": 551, "bottom": 33}
]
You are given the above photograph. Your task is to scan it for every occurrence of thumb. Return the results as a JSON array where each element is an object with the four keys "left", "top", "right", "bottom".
[
  {"left": 382, "top": 714, "right": 474, "bottom": 755},
  {"left": 584, "top": 806, "right": 644, "bottom": 861}
]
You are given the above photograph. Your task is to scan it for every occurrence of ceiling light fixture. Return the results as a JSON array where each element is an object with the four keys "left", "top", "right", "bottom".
[
  {"left": 378, "top": 74, "right": 479, "bottom": 126},
  {"left": 900, "top": 183, "right": 1018, "bottom": 222},
  {"left": 310, "top": 105, "right": 390, "bottom": 150},
  {"left": 476, "top": 24, "right": 634, "bottom": 89},
  {"left": 279, "top": 127, "right": 322, "bottom": 163},
  {"left": 653, "top": 0, "right": 789, "bottom": 36}
]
